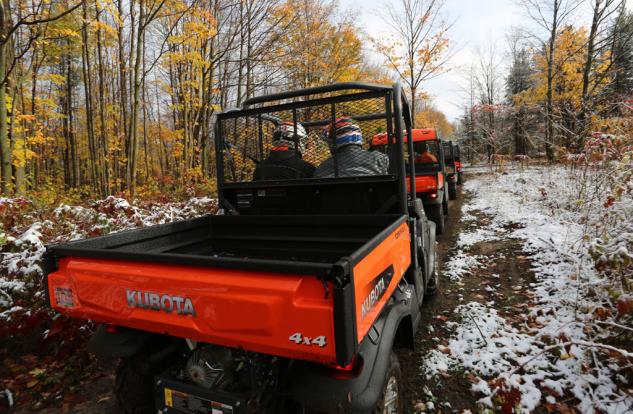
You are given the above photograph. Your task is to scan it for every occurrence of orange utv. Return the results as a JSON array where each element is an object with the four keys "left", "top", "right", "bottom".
[
  {"left": 372, "top": 128, "right": 450, "bottom": 235},
  {"left": 45, "top": 83, "right": 440, "bottom": 414}
]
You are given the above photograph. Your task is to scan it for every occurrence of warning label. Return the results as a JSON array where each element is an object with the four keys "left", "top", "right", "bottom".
[
  {"left": 163, "top": 387, "right": 234, "bottom": 414},
  {"left": 55, "top": 287, "right": 74, "bottom": 307}
]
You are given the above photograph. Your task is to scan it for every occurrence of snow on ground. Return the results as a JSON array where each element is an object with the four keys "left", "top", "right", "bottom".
[
  {"left": 456, "top": 225, "right": 503, "bottom": 249},
  {"left": 0, "top": 196, "right": 217, "bottom": 314},
  {"left": 423, "top": 166, "right": 633, "bottom": 413},
  {"left": 443, "top": 250, "right": 488, "bottom": 281}
]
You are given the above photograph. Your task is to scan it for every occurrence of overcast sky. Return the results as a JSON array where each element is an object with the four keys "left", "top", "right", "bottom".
[{"left": 340, "top": 0, "right": 627, "bottom": 123}]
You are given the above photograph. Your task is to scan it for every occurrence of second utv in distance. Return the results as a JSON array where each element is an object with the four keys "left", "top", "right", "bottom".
[{"left": 372, "top": 128, "right": 449, "bottom": 235}]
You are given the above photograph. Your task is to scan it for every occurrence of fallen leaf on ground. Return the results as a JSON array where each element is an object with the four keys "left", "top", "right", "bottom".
[{"left": 29, "top": 368, "right": 46, "bottom": 377}]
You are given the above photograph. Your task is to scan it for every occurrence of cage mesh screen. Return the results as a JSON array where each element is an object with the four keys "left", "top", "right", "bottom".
[
  {"left": 219, "top": 95, "right": 393, "bottom": 184},
  {"left": 442, "top": 142, "right": 454, "bottom": 162}
]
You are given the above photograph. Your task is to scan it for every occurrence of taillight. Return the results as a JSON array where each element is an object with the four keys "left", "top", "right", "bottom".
[
  {"left": 429, "top": 192, "right": 438, "bottom": 199},
  {"left": 104, "top": 324, "right": 119, "bottom": 334}
]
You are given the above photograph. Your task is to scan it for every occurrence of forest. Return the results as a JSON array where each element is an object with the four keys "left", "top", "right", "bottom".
[
  {"left": 456, "top": 0, "right": 633, "bottom": 166},
  {"left": 0, "top": 0, "right": 631, "bottom": 202},
  {"left": 1, "top": 0, "right": 633, "bottom": 412}
]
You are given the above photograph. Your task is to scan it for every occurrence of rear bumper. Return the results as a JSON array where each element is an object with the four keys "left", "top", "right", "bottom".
[{"left": 48, "top": 258, "right": 337, "bottom": 364}]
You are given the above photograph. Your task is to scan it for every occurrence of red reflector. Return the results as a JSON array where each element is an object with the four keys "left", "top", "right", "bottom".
[
  {"left": 333, "top": 361, "right": 355, "bottom": 372},
  {"left": 105, "top": 325, "right": 118, "bottom": 334},
  {"left": 328, "top": 356, "right": 363, "bottom": 379}
]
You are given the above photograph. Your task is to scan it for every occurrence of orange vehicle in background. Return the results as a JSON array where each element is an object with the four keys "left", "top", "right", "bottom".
[{"left": 372, "top": 128, "right": 450, "bottom": 235}]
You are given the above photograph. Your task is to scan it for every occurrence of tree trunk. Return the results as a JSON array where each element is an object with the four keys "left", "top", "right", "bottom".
[
  {"left": 81, "top": 0, "right": 100, "bottom": 191},
  {"left": 126, "top": 0, "right": 144, "bottom": 196},
  {"left": 578, "top": 0, "right": 602, "bottom": 150},
  {"left": 95, "top": 0, "right": 110, "bottom": 196},
  {"left": 0, "top": 45, "right": 9, "bottom": 194},
  {"left": 410, "top": 86, "right": 416, "bottom": 128},
  {"left": 63, "top": 41, "right": 79, "bottom": 187},
  {"left": 545, "top": 2, "right": 559, "bottom": 162},
  {"left": 117, "top": 0, "right": 128, "bottom": 193},
  {"left": 142, "top": 28, "right": 150, "bottom": 181},
  {"left": 0, "top": 0, "right": 11, "bottom": 194}
]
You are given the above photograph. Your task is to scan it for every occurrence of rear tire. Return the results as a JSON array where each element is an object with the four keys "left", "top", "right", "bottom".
[
  {"left": 115, "top": 354, "right": 159, "bottom": 414},
  {"left": 457, "top": 172, "right": 463, "bottom": 185},
  {"left": 448, "top": 182, "right": 457, "bottom": 200},
  {"left": 373, "top": 352, "right": 403, "bottom": 414},
  {"left": 428, "top": 204, "right": 444, "bottom": 235},
  {"left": 425, "top": 251, "right": 439, "bottom": 297}
]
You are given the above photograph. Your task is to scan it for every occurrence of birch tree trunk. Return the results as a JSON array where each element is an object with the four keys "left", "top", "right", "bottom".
[{"left": 0, "top": 0, "right": 11, "bottom": 194}]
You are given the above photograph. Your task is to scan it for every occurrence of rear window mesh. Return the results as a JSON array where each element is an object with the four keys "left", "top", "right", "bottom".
[{"left": 218, "top": 94, "right": 396, "bottom": 184}]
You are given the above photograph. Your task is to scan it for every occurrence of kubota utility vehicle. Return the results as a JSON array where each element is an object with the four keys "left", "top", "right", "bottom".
[
  {"left": 441, "top": 141, "right": 458, "bottom": 201},
  {"left": 371, "top": 128, "right": 449, "bottom": 235},
  {"left": 45, "top": 83, "right": 439, "bottom": 414}
]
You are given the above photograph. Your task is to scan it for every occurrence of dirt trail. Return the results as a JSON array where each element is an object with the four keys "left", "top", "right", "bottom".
[
  {"left": 400, "top": 184, "right": 537, "bottom": 413},
  {"left": 14, "top": 176, "right": 538, "bottom": 414}
]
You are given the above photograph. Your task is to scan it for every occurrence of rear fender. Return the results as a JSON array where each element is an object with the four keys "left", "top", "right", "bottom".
[
  {"left": 420, "top": 219, "right": 437, "bottom": 281},
  {"left": 288, "top": 284, "right": 419, "bottom": 413},
  {"left": 427, "top": 223, "right": 437, "bottom": 278}
]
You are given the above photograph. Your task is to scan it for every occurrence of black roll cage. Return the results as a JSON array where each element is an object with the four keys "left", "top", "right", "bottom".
[
  {"left": 453, "top": 143, "right": 461, "bottom": 161},
  {"left": 442, "top": 140, "right": 455, "bottom": 165},
  {"left": 213, "top": 82, "right": 416, "bottom": 215}
]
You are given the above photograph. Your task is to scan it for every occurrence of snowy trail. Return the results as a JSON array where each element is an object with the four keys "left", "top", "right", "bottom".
[
  {"left": 409, "top": 167, "right": 633, "bottom": 414},
  {"left": 3, "top": 167, "right": 631, "bottom": 413}
]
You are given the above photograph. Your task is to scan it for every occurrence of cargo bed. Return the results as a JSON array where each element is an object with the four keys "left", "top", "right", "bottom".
[
  {"left": 46, "top": 214, "right": 411, "bottom": 365},
  {"left": 48, "top": 214, "right": 402, "bottom": 274}
]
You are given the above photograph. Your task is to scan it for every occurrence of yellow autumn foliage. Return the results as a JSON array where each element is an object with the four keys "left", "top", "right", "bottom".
[
  {"left": 269, "top": 0, "right": 365, "bottom": 89},
  {"left": 416, "top": 105, "right": 454, "bottom": 137}
]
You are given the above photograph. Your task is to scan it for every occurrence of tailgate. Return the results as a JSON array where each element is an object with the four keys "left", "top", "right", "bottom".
[
  {"left": 406, "top": 174, "right": 441, "bottom": 193},
  {"left": 48, "top": 258, "right": 336, "bottom": 364}
]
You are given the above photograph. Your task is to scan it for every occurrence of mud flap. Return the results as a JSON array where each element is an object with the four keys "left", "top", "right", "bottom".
[
  {"left": 287, "top": 285, "right": 419, "bottom": 413},
  {"left": 88, "top": 325, "right": 152, "bottom": 358}
]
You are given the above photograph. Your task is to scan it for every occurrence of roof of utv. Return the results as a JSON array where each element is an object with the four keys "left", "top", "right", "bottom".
[{"left": 240, "top": 82, "right": 395, "bottom": 107}]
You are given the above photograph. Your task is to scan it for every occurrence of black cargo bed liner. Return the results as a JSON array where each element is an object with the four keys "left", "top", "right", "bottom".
[{"left": 48, "top": 214, "right": 405, "bottom": 277}]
